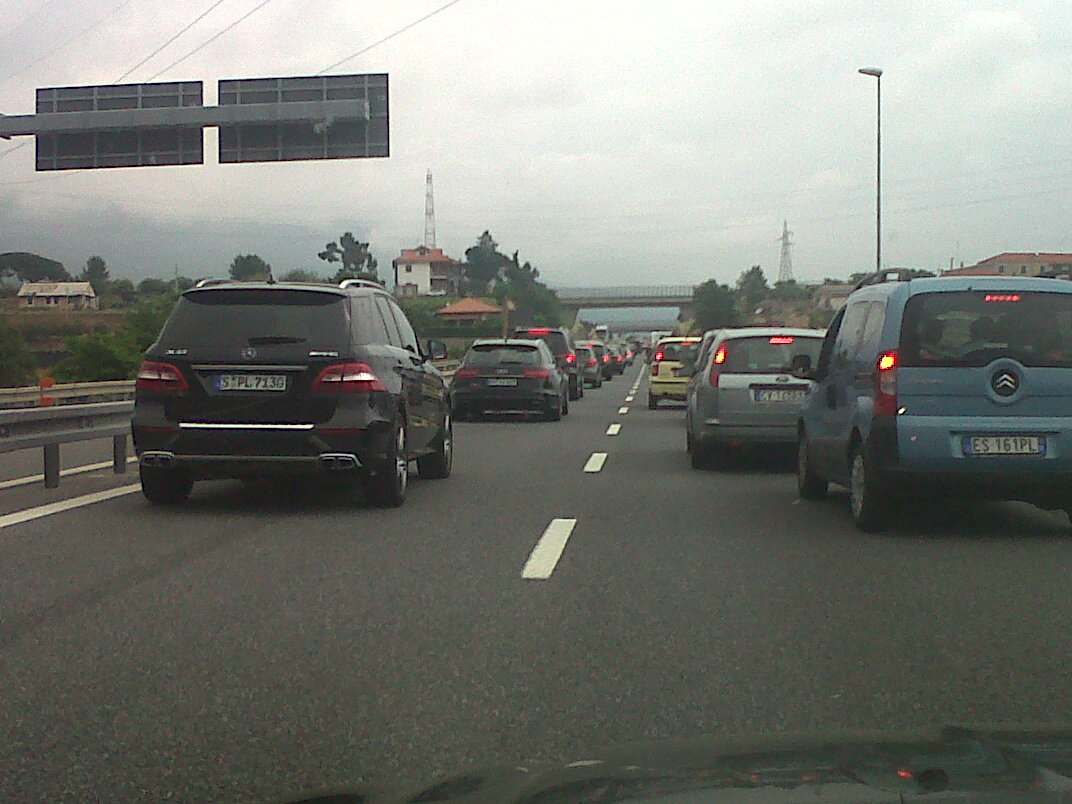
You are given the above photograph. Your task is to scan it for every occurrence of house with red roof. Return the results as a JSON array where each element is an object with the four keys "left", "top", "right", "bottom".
[
  {"left": 434, "top": 297, "right": 511, "bottom": 325},
  {"left": 944, "top": 252, "right": 1072, "bottom": 278},
  {"left": 392, "top": 246, "right": 463, "bottom": 297}
]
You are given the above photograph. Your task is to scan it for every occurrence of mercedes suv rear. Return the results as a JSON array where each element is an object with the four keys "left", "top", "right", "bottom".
[{"left": 132, "top": 280, "right": 452, "bottom": 507}]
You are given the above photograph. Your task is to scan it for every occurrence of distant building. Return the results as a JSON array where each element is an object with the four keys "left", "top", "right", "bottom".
[
  {"left": 944, "top": 252, "right": 1072, "bottom": 278},
  {"left": 393, "top": 246, "right": 463, "bottom": 297},
  {"left": 434, "top": 297, "right": 509, "bottom": 326},
  {"left": 17, "top": 281, "right": 98, "bottom": 309}
]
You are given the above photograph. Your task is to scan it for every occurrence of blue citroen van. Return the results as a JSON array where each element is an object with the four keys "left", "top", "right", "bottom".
[{"left": 796, "top": 271, "right": 1072, "bottom": 531}]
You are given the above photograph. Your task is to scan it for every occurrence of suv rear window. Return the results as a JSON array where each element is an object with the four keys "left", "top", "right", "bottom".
[
  {"left": 900, "top": 291, "right": 1072, "bottom": 368},
  {"left": 158, "top": 289, "right": 349, "bottom": 348},
  {"left": 515, "top": 329, "right": 567, "bottom": 356},
  {"left": 466, "top": 344, "right": 542, "bottom": 367},
  {"left": 718, "top": 336, "right": 823, "bottom": 373}
]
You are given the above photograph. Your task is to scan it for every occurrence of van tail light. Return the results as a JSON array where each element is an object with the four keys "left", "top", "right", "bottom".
[
  {"left": 136, "top": 361, "right": 188, "bottom": 392},
  {"left": 453, "top": 367, "right": 479, "bottom": 379},
  {"left": 523, "top": 368, "right": 551, "bottom": 379},
  {"left": 311, "top": 362, "right": 387, "bottom": 392},
  {"left": 565, "top": 351, "right": 576, "bottom": 364},
  {"left": 709, "top": 345, "right": 727, "bottom": 388},
  {"left": 653, "top": 351, "right": 665, "bottom": 361},
  {"left": 874, "top": 350, "right": 899, "bottom": 416}
]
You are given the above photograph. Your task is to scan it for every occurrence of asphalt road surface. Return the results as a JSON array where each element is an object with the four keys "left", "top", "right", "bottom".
[{"left": 3, "top": 363, "right": 1072, "bottom": 802}]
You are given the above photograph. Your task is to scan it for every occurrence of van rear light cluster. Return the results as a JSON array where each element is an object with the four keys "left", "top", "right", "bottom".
[
  {"left": 311, "top": 363, "right": 387, "bottom": 392},
  {"left": 708, "top": 345, "right": 728, "bottom": 387},
  {"left": 136, "top": 361, "right": 188, "bottom": 392},
  {"left": 874, "top": 350, "right": 899, "bottom": 415}
]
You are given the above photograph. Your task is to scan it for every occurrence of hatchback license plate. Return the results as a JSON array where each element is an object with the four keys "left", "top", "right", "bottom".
[
  {"left": 486, "top": 378, "right": 518, "bottom": 387},
  {"left": 964, "top": 435, "right": 1044, "bottom": 456},
  {"left": 217, "top": 374, "right": 287, "bottom": 392},
  {"left": 753, "top": 389, "right": 806, "bottom": 403}
]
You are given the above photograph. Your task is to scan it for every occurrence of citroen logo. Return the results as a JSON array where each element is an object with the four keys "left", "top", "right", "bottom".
[
  {"left": 241, "top": 347, "right": 257, "bottom": 360},
  {"left": 991, "top": 370, "right": 1019, "bottom": 396}
]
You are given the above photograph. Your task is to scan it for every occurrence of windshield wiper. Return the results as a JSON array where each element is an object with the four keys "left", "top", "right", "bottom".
[{"left": 248, "top": 336, "right": 306, "bottom": 346}]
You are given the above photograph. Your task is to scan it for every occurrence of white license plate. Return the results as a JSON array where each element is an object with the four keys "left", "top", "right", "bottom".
[
  {"left": 486, "top": 378, "right": 518, "bottom": 387},
  {"left": 753, "top": 389, "right": 807, "bottom": 403},
  {"left": 964, "top": 435, "right": 1044, "bottom": 456},
  {"left": 216, "top": 374, "right": 287, "bottom": 392}
]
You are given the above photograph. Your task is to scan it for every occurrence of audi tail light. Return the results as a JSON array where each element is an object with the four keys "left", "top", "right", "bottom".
[
  {"left": 453, "top": 367, "right": 479, "bottom": 379},
  {"left": 523, "top": 368, "right": 551, "bottom": 379},
  {"left": 136, "top": 361, "right": 188, "bottom": 392},
  {"left": 311, "top": 363, "right": 387, "bottom": 392}
]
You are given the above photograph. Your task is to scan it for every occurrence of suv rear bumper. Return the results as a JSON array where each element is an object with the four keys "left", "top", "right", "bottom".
[
  {"left": 453, "top": 388, "right": 559, "bottom": 412},
  {"left": 697, "top": 421, "right": 797, "bottom": 445}
]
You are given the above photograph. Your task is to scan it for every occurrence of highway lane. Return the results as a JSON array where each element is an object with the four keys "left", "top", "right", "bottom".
[{"left": 2, "top": 363, "right": 1072, "bottom": 802}]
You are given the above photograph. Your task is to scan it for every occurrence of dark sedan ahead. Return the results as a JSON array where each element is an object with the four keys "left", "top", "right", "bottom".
[{"left": 451, "top": 339, "right": 570, "bottom": 421}]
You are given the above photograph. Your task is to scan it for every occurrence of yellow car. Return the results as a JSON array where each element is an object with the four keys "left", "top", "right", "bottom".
[{"left": 648, "top": 336, "right": 701, "bottom": 408}]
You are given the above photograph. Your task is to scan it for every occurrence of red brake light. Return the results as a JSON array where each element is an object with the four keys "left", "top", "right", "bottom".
[
  {"left": 709, "top": 345, "right": 727, "bottom": 387},
  {"left": 523, "top": 367, "right": 551, "bottom": 379},
  {"left": 136, "top": 360, "right": 188, "bottom": 392},
  {"left": 454, "top": 367, "right": 479, "bottom": 379},
  {"left": 874, "top": 350, "right": 898, "bottom": 415},
  {"left": 603, "top": 355, "right": 610, "bottom": 362},
  {"left": 616, "top": 354, "right": 623, "bottom": 362},
  {"left": 985, "top": 294, "right": 1021, "bottom": 303},
  {"left": 527, "top": 328, "right": 551, "bottom": 335},
  {"left": 896, "top": 769, "right": 914, "bottom": 780},
  {"left": 587, "top": 358, "right": 597, "bottom": 367},
  {"left": 769, "top": 336, "right": 795, "bottom": 344},
  {"left": 565, "top": 351, "right": 576, "bottom": 364},
  {"left": 311, "top": 362, "right": 387, "bottom": 392},
  {"left": 653, "top": 351, "right": 665, "bottom": 361}
]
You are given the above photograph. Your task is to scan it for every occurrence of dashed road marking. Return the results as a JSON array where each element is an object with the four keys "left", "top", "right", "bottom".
[
  {"left": 583, "top": 452, "right": 608, "bottom": 472},
  {"left": 625, "top": 395, "right": 634, "bottom": 402},
  {"left": 522, "top": 518, "right": 578, "bottom": 580},
  {"left": 0, "top": 457, "right": 139, "bottom": 491},
  {"left": 606, "top": 423, "right": 622, "bottom": 436},
  {"left": 0, "top": 484, "right": 141, "bottom": 531},
  {"left": 618, "top": 406, "right": 630, "bottom": 415}
]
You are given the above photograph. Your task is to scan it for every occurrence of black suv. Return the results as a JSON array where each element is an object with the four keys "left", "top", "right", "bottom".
[
  {"left": 512, "top": 326, "right": 583, "bottom": 400},
  {"left": 132, "top": 279, "right": 452, "bottom": 508}
]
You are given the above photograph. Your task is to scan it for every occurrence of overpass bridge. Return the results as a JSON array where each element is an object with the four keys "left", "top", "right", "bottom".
[{"left": 553, "top": 285, "right": 695, "bottom": 308}]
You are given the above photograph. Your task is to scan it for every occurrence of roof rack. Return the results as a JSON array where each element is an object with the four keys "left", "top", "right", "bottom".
[
  {"left": 193, "top": 278, "right": 233, "bottom": 288},
  {"left": 339, "top": 278, "right": 384, "bottom": 290},
  {"left": 852, "top": 268, "right": 936, "bottom": 290}
]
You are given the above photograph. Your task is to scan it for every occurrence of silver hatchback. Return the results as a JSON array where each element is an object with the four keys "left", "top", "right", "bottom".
[{"left": 683, "top": 327, "right": 825, "bottom": 468}]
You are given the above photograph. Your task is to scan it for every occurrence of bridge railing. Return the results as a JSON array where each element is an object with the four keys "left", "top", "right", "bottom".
[{"left": 554, "top": 285, "right": 695, "bottom": 300}]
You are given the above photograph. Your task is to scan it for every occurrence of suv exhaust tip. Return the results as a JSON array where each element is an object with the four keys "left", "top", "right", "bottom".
[
  {"left": 319, "top": 453, "right": 361, "bottom": 470},
  {"left": 140, "top": 451, "right": 175, "bottom": 467}
]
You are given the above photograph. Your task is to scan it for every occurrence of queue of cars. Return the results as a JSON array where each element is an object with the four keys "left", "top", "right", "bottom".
[{"left": 653, "top": 271, "right": 1072, "bottom": 532}]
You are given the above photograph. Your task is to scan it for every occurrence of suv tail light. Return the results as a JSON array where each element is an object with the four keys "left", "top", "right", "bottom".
[
  {"left": 653, "top": 350, "right": 665, "bottom": 361},
  {"left": 874, "top": 350, "right": 898, "bottom": 415},
  {"left": 136, "top": 361, "right": 188, "bottom": 392},
  {"left": 523, "top": 368, "right": 551, "bottom": 379},
  {"left": 311, "top": 362, "right": 387, "bottom": 392},
  {"left": 454, "top": 367, "right": 479, "bottom": 379},
  {"left": 708, "top": 345, "right": 727, "bottom": 388},
  {"left": 565, "top": 351, "right": 576, "bottom": 364}
]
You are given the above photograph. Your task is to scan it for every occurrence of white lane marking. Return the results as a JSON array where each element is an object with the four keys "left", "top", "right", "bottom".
[
  {"left": 618, "top": 406, "right": 630, "bottom": 415},
  {"left": 0, "top": 457, "right": 139, "bottom": 491},
  {"left": 583, "top": 452, "right": 608, "bottom": 473},
  {"left": 521, "top": 518, "right": 577, "bottom": 580},
  {"left": 625, "top": 395, "right": 635, "bottom": 402},
  {"left": 0, "top": 484, "right": 141, "bottom": 530},
  {"left": 606, "top": 423, "right": 622, "bottom": 436}
]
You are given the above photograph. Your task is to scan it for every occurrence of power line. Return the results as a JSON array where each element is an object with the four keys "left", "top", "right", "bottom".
[
  {"left": 317, "top": 0, "right": 466, "bottom": 75},
  {"left": 144, "top": 0, "right": 281, "bottom": 82},
  {"left": 114, "top": 0, "right": 232, "bottom": 83}
]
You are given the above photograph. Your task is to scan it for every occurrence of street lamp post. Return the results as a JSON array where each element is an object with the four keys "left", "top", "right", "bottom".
[{"left": 858, "top": 67, "right": 882, "bottom": 274}]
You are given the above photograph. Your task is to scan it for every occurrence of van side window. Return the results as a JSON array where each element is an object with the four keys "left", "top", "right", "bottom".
[
  {"left": 859, "top": 301, "right": 886, "bottom": 351},
  {"left": 833, "top": 301, "right": 870, "bottom": 367},
  {"left": 815, "top": 308, "right": 846, "bottom": 378}
]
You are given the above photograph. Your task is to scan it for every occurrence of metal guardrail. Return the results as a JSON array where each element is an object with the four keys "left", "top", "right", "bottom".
[
  {"left": 0, "top": 360, "right": 459, "bottom": 489},
  {"left": 0, "top": 380, "right": 135, "bottom": 409}
]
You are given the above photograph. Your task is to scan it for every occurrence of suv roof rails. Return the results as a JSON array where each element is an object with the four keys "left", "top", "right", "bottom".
[
  {"left": 339, "top": 278, "right": 385, "bottom": 290},
  {"left": 194, "top": 278, "right": 233, "bottom": 288},
  {"left": 852, "top": 268, "right": 936, "bottom": 290}
]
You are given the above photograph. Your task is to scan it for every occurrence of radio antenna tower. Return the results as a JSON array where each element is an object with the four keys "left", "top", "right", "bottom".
[
  {"left": 777, "top": 219, "right": 794, "bottom": 283},
  {"left": 424, "top": 169, "right": 436, "bottom": 249}
]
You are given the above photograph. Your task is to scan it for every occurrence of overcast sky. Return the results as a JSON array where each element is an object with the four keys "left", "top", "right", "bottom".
[{"left": 2, "top": 0, "right": 1071, "bottom": 289}]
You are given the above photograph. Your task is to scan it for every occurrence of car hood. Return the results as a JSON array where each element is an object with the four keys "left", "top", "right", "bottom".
[{"left": 280, "top": 725, "right": 1072, "bottom": 803}]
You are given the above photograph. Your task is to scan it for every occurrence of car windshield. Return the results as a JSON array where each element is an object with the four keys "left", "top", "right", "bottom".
[
  {"left": 901, "top": 291, "right": 1072, "bottom": 368},
  {"left": 465, "top": 344, "right": 541, "bottom": 366},
  {"left": 719, "top": 336, "right": 824, "bottom": 373}
]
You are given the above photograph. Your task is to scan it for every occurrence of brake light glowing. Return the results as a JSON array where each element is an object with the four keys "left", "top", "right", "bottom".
[
  {"left": 615, "top": 354, "right": 623, "bottom": 362},
  {"left": 714, "top": 346, "right": 727, "bottom": 364},
  {"left": 565, "top": 352, "right": 576, "bottom": 364},
  {"left": 454, "top": 367, "right": 479, "bottom": 379},
  {"left": 769, "top": 336, "right": 795, "bottom": 344},
  {"left": 709, "top": 346, "right": 727, "bottom": 388},
  {"left": 311, "top": 362, "right": 387, "bottom": 392},
  {"left": 603, "top": 355, "right": 611, "bottom": 362},
  {"left": 527, "top": 328, "right": 551, "bottom": 335},
  {"left": 896, "top": 769, "right": 914, "bottom": 780},
  {"left": 523, "top": 367, "right": 551, "bottom": 379},
  {"left": 653, "top": 351, "right": 665, "bottom": 361},
  {"left": 874, "top": 350, "right": 898, "bottom": 415},
  {"left": 985, "top": 294, "right": 1021, "bottom": 302},
  {"left": 136, "top": 361, "right": 188, "bottom": 392}
]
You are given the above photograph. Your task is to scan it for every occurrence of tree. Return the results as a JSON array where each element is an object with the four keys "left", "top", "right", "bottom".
[
  {"left": 137, "top": 277, "right": 172, "bottom": 295},
  {"left": 692, "top": 280, "right": 740, "bottom": 332},
  {"left": 281, "top": 269, "right": 324, "bottom": 283},
  {"left": 0, "top": 317, "right": 35, "bottom": 386},
  {"left": 736, "top": 265, "right": 770, "bottom": 308},
  {"left": 104, "top": 278, "right": 138, "bottom": 307},
  {"left": 79, "top": 256, "right": 110, "bottom": 295},
  {"left": 463, "top": 231, "right": 510, "bottom": 292},
  {"left": 318, "top": 233, "right": 378, "bottom": 281},
  {"left": 769, "top": 279, "right": 813, "bottom": 300},
  {"left": 229, "top": 254, "right": 272, "bottom": 281},
  {"left": 0, "top": 252, "right": 69, "bottom": 282}
]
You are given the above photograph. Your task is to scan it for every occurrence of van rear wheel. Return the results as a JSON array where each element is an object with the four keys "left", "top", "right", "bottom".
[
  {"left": 797, "top": 435, "right": 828, "bottom": 500},
  {"left": 849, "top": 446, "right": 888, "bottom": 532}
]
